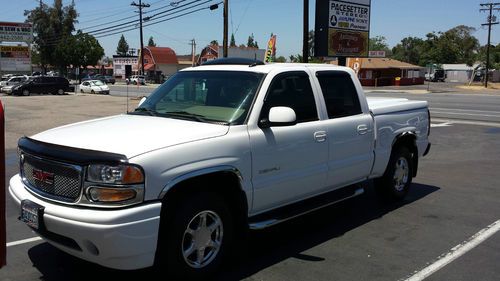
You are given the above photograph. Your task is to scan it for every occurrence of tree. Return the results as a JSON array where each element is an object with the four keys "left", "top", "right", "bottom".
[
  {"left": 275, "top": 56, "right": 286, "bottom": 63},
  {"left": 247, "top": 33, "right": 256, "bottom": 48},
  {"left": 25, "top": 0, "right": 78, "bottom": 73},
  {"left": 391, "top": 37, "right": 425, "bottom": 65},
  {"left": 289, "top": 54, "right": 303, "bottom": 63},
  {"left": 210, "top": 40, "right": 219, "bottom": 46},
  {"left": 117, "top": 34, "right": 129, "bottom": 56},
  {"left": 369, "top": 36, "right": 391, "bottom": 55},
  {"left": 64, "top": 31, "right": 104, "bottom": 81},
  {"left": 230, "top": 33, "right": 236, "bottom": 47},
  {"left": 148, "top": 36, "right": 156, "bottom": 47}
]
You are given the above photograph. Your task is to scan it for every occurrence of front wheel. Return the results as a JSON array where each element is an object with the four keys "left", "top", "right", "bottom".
[
  {"left": 57, "top": 89, "right": 64, "bottom": 95},
  {"left": 22, "top": 89, "right": 30, "bottom": 96},
  {"left": 158, "top": 192, "right": 234, "bottom": 279},
  {"left": 375, "top": 146, "right": 413, "bottom": 200},
  {"left": 90, "top": 90, "right": 95, "bottom": 94}
]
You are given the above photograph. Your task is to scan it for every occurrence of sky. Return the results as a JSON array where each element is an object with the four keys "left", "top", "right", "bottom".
[{"left": 2, "top": 0, "right": 499, "bottom": 59}]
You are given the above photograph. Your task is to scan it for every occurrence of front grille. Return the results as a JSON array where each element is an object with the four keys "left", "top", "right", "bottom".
[{"left": 21, "top": 153, "right": 83, "bottom": 202}]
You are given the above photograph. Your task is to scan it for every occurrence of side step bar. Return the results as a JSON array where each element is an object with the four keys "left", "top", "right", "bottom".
[{"left": 248, "top": 185, "right": 364, "bottom": 230}]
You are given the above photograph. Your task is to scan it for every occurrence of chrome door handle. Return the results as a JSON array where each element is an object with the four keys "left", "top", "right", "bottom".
[
  {"left": 357, "top": 124, "right": 369, "bottom": 135},
  {"left": 314, "top": 131, "right": 327, "bottom": 142}
]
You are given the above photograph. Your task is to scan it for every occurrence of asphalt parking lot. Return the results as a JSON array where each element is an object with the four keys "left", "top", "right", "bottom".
[{"left": 0, "top": 91, "right": 499, "bottom": 281}]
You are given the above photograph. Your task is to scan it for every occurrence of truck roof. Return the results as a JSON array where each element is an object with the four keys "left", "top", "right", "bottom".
[{"left": 180, "top": 63, "right": 352, "bottom": 74}]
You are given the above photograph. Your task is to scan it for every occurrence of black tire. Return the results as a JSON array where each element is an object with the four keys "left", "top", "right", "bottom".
[
  {"left": 157, "top": 192, "right": 234, "bottom": 280},
  {"left": 22, "top": 89, "right": 30, "bottom": 96},
  {"left": 80, "top": 89, "right": 84, "bottom": 93},
  {"left": 57, "top": 89, "right": 64, "bottom": 95},
  {"left": 374, "top": 146, "right": 413, "bottom": 201},
  {"left": 90, "top": 90, "right": 95, "bottom": 94}
]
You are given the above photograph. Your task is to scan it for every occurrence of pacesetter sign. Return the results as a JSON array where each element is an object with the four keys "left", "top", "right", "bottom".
[{"left": 315, "top": 0, "right": 371, "bottom": 57}]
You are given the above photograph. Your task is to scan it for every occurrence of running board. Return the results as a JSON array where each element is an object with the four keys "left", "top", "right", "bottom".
[{"left": 248, "top": 185, "right": 364, "bottom": 230}]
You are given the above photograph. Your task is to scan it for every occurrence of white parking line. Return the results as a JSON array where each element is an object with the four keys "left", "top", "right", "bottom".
[
  {"left": 6, "top": 236, "right": 42, "bottom": 247},
  {"left": 404, "top": 219, "right": 500, "bottom": 281}
]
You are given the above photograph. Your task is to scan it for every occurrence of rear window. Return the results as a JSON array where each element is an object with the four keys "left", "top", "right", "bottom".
[{"left": 316, "top": 71, "right": 362, "bottom": 119}]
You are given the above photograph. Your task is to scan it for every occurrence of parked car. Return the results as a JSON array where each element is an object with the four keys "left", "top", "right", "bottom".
[
  {"left": 425, "top": 69, "right": 446, "bottom": 82},
  {"left": 79, "top": 80, "right": 110, "bottom": 94},
  {"left": 1, "top": 75, "right": 29, "bottom": 93},
  {"left": 93, "top": 75, "right": 116, "bottom": 85},
  {"left": 9, "top": 59, "right": 430, "bottom": 278},
  {"left": 126, "top": 75, "right": 146, "bottom": 85},
  {"left": 11, "top": 76, "right": 69, "bottom": 96}
]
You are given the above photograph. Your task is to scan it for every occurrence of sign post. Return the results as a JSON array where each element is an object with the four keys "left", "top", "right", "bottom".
[
  {"left": 0, "top": 100, "right": 6, "bottom": 268},
  {"left": 314, "top": 0, "right": 371, "bottom": 64}
]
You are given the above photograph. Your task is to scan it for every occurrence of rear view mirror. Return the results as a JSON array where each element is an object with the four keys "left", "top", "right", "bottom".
[{"left": 138, "top": 97, "right": 147, "bottom": 107}]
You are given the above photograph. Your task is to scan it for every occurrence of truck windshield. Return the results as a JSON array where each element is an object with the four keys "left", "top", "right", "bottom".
[{"left": 132, "top": 71, "right": 264, "bottom": 125}]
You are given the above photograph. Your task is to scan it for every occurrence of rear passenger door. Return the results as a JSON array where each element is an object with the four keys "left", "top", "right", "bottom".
[
  {"left": 249, "top": 71, "right": 328, "bottom": 213},
  {"left": 315, "top": 71, "right": 374, "bottom": 189}
]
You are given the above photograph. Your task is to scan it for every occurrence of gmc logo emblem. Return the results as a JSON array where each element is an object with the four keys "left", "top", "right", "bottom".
[{"left": 32, "top": 169, "right": 55, "bottom": 185}]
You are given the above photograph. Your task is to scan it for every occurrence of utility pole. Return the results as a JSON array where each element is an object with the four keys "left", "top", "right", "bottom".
[
  {"left": 131, "top": 0, "right": 150, "bottom": 75},
  {"left": 480, "top": 2, "right": 500, "bottom": 88},
  {"left": 223, "top": 0, "right": 228, "bottom": 58},
  {"left": 190, "top": 39, "right": 197, "bottom": 66},
  {"left": 303, "top": 0, "right": 309, "bottom": 63}
]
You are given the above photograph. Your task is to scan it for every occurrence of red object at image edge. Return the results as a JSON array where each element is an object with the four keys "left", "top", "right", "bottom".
[{"left": 0, "top": 100, "right": 6, "bottom": 267}]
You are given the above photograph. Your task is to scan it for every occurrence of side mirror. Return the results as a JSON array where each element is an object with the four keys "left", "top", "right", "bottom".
[
  {"left": 138, "top": 96, "right": 147, "bottom": 107},
  {"left": 259, "top": 106, "right": 297, "bottom": 128}
]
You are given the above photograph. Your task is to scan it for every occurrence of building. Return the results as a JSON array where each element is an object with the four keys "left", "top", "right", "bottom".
[
  {"left": 197, "top": 45, "right": 266, "bottom": 65},
  {"left": 347, "top": 58, "right": 425, "bottom": 86},
  {"left": 442, "top": 64, "right": 480, "bottom": 83},
  {"left": 139, "top": 46, "right": 179, "bottom": 81},
  {"left": 113, "top": 55, "right": 139, "bottom": 79}
]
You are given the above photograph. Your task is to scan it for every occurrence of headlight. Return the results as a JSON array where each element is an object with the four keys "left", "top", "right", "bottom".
[{"left": 87, "top": 164, "right": 144, "bottom": 184}]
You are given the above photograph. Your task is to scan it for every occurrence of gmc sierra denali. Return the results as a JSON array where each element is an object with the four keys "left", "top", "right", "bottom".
[{"left": 10, "top": 59, "right": 431, "bottom": 279}]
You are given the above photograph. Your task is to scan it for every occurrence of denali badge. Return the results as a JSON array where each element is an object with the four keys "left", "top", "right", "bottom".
[{"left": 32, "top": 169, "right": 55, "bottom": 185}]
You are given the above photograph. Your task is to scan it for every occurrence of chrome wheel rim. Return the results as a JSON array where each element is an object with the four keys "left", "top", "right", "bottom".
[
  {"left": 393, "top": 157, "right": 409, "bottom": 191},
  {"left": 23, "top": 90, "right": 29, "bottom": 96},
  {"left": 58, "top": 89, "right": 63, "bottom": 95},
  {"left": 182, "top": 210, "right": 223, "bottom": 269}
]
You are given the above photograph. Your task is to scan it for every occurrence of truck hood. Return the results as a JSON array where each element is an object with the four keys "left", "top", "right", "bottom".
[{"left": 31, "top": 114, "right": 229, "bottom": 158}]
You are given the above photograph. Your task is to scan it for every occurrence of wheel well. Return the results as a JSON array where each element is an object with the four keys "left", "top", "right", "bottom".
[
  {"left": 161, "top": 171, "right": 249, "bottom": 229},
  {"left": 393, "top": 133, "right": 419, "bottom": 177}
]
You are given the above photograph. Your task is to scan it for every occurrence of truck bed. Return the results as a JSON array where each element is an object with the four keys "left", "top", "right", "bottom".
[{"left": 366, "top": 97, "right": 428, "bottom": 116}]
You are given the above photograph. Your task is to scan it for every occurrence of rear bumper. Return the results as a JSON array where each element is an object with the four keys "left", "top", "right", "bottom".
[{"left": 9, "top": 174, "right": 162, "bottom": 270}]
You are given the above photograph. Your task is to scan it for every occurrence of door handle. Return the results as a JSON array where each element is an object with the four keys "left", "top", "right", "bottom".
[
  {"left": 314, "top": 131, "right": 327, "bottom": 142},
  {"left": 357, "top": 124, "right": 369, "bottom": 135}
]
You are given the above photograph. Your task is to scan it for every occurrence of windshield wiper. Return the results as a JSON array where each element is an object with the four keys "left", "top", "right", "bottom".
[
  {"left": 164, "top": 111, "right": 208, "bottom": 122},
  {"left": 132, "top": 107, "right": 159, "bottom": 116}
]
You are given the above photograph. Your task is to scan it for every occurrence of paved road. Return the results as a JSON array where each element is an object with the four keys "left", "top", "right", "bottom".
[{"left": 1, "top": 93, "right": 499, "bottom": 280}]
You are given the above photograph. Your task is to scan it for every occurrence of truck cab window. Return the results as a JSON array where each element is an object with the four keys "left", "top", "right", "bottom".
[
  {"left": 316, "top": 71, "right": 362, "bottom": 119},
  {"left": 263, "top": 72, "right": 318, "bottom": 123}
]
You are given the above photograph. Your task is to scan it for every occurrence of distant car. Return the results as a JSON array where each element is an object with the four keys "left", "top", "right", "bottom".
[
  {"left": 126, "top": 75, "right": 146, "bottom": 85},
  {"left": 11, "top": 76, "right": 69, "bottom": 96},
  {"left": 1, "top": 76, "right": 30, "bottom": 94},
  {"left": 425, "top": 69, "right": 446, "bottom": 82},
  {"left": 93, "top": 75, "right": 116, "bottom": 85},
  {"left": 79, "top": 80, "right": 110, "bottom": 94}
]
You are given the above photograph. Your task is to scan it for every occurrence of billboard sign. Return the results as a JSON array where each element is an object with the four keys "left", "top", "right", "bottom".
[
  {"left": 369, "top": 50, "right": 386, "bottom": 58},
  {"left": 315, "top": 0, "right": 371, "bottom": 57},
  {"left": 0, "top": 22, "right": 33, "bottom": 43},
  {"left": 0, "top": 46, "right": 31, "bottom": 72}
]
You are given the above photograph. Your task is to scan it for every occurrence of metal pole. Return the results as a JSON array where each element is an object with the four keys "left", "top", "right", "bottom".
[
  {"left": 480, "top": 2, "right": 500, "bottom": 88},
  {"left": 139, "top": 0, "right": 145, "bottom": 75},
  {"left": 223, "top": 0, "right": 228, "bottom": 58},
  {"left": 303, "top": 0, "right": 309, "bottom": 63}
]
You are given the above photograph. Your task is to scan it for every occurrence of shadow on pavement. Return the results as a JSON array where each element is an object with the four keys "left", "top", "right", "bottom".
[{"left": 27, "top": 182, "right": 439, "bottom": 281}]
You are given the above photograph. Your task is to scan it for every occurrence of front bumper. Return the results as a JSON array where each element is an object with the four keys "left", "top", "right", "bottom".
[{"left": 9, "top": 174, "right": 162, "bottom": 270}]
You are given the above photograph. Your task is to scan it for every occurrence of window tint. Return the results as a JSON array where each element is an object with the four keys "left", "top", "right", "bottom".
[
  {"left": 316, "top": 71, "right": 362, "bottom": 118},
  {"left": 263, "top": 72, "right": 318, "bottom": 123}
]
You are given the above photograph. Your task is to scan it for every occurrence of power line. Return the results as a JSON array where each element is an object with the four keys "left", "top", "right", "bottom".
[{"left": 131, "top": 0, "right": 150, "bottom": 75}]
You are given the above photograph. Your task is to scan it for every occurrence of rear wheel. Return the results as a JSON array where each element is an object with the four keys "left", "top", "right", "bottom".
[
  {"left": 375, "top": 146, "right": 413, "bottom": 200},
  {"left": 90, "top": 90, "right": 95, "bottom": 94},
  {"left": 22, "top": 89, "right": 30, "bottom": 96},
  {"left": 158, "top": 192, "right": 234, "bottom": 279},
  {"left": 57, "top": 89, "right": 64, "bottom": 95}
]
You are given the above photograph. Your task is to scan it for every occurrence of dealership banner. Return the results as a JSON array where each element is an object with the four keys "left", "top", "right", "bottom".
[
  {"left": 315, "top": 0, "right": 371, "bottom": 57},
  {"left": 0, "top": 46, "right": 31, "bottom": 71},
  {"left": 0, "top": 22, "right": 33, "bottom": 43},
  {"left": 264, "top": 35, "right": 277, "bottom": 63}
]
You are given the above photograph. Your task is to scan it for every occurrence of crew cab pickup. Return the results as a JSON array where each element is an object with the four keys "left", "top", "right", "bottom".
[{"left": 9, "top": 60, "right": 430, "bottom": 279}]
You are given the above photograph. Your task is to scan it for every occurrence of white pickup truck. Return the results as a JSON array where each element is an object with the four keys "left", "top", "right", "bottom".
[{"left": 9, "top": 60, "right": 431, "bottom": 279}]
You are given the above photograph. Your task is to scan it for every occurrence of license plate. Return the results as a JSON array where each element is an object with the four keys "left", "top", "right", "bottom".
[{"left": 20, "top": 200, "right": 44, "bottom": 230}]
